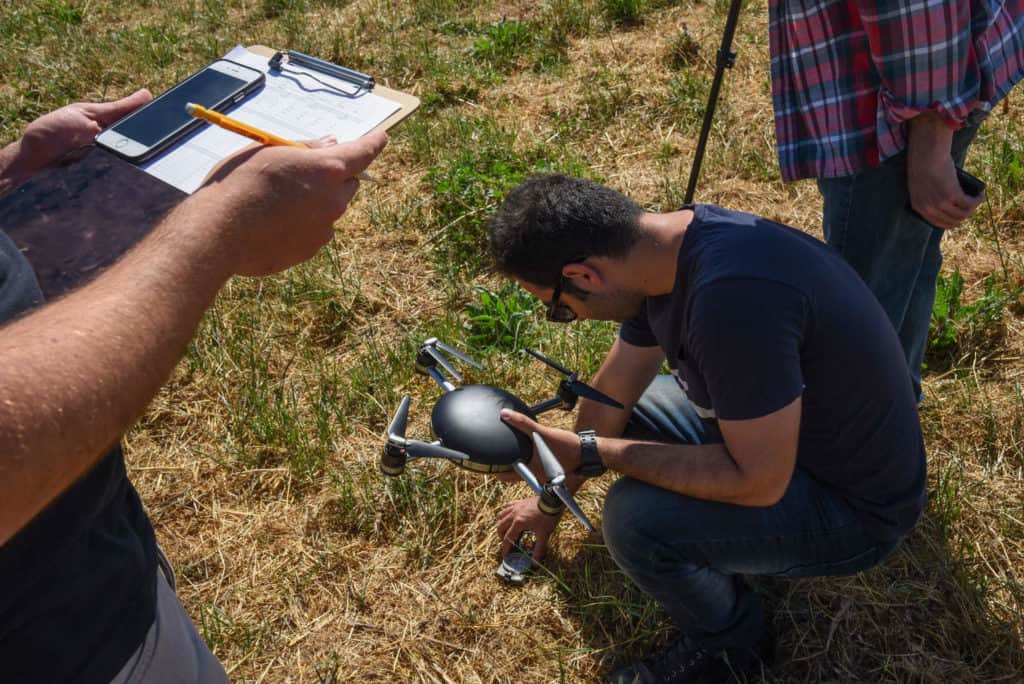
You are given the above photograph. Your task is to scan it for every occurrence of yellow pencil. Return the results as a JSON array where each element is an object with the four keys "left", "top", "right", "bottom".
[{"left": 185, "top": 102, "right": 374, "bottom": 181}]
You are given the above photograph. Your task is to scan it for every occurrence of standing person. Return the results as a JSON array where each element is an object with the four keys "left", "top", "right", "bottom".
[
  {"left": 488, "top": 175, "right": 926, "bottom": 683},
  {"left": 0, "top": 93, "right": 386, "bottom": 682},
  {"left": 769, "top": 0, "right": 1024, "bottom": 399}
]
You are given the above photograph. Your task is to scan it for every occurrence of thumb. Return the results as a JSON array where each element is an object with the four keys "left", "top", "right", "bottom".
[
  {"left": 317, "top": 129, "right": 387, "bottom": 179},
  {"left": 500, "top": 409, "right": 538, "bottom": 434},
  {"left": 82, "top": 89, "right": 153, "bottom": 127}
]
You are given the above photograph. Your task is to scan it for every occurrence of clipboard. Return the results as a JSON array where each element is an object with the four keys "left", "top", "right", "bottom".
[
  {"left": 141, "top": 45, "right": 419, "bottom": 194},
  {"left": 249, "top": 45, "right": 419, "bottom": 135},
  {"left": 0, "top": 46, "right": 418, "bottom": 298}
]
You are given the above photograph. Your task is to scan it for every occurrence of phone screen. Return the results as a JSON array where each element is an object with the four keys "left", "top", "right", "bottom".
[{"left": 111, "top": 69, "right": 250, "bottom": 147}]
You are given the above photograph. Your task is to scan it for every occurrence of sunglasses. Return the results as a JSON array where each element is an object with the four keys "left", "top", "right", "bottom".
[{"left": 547, "top": 273, "right": 578, "bottom": 323}]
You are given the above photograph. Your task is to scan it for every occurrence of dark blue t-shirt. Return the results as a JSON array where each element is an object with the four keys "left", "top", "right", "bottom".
[
  {"left": 619, "top": 205, "right": 927, "bottom": 542},
  {"left": 0, "top": 230, "right": 158, "bottom": 682}
]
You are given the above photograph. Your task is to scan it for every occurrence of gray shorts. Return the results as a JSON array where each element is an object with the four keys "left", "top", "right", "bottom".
[{"left": 110, "top": 551, "right": 229, "bottom": 683}]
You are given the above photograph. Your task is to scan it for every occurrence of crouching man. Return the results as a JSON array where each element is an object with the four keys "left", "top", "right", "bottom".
[{"left": 488, "top": 175, "right": 926, "bottom": 683}]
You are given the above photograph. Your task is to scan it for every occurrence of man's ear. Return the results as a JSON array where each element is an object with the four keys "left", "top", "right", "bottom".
[{"left": 561, "top": 261, "right": 604, "bottom": 290}]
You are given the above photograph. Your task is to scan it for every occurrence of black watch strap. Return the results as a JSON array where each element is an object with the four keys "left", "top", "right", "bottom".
[{"left": 575, "top": 429, "right": 605, "bottom": 478}]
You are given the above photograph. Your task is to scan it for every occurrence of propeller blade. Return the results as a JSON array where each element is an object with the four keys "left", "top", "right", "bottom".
[
  {"left": 551, "top": 485, "right": 596, "bottom": 532},
  {"left": 567, "top": 380, "right": 625, "bottom": 409},
  {"left": 524, "top": 348, "right": 572, "bottom": 376},
  {"left": 388, "top": 395, "right": 411, "bottom": 439},
  {"left": 435, "top": 340, "right": 483, "bottom": 369},
  {"left": 426, "top": 345, "right": 463, "bottom": 383},
  {"left": 513, "top": 461, "right": 544, "bottom": 496},
  {"left": 532, "top": 432, "right": 565, "bottom": 481},
  {"left": 405, "top": 439, "right": 471, "bottom": 462}
]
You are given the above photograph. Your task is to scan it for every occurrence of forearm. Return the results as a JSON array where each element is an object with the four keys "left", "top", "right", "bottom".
[
  {"left": 0, "top": 190, "right": 235, "bottom": 544},
  {"left": 598, "top": 438, "right": 771, "bottom": 506},
  {"left": 0, "top": 140, "right": 28, "bottom": 195},
  {"left": 908, "top": 110, "right": 956, "bottom": 152}
]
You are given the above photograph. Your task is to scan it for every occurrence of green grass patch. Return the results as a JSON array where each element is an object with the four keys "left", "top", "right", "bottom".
[{"left": 422, "top": 116, "right": 588, "bottom": 281}]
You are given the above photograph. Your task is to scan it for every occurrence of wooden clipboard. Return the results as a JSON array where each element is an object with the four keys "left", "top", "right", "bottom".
[
  {"left": 0, "top": 46, "right": 418, "bottom": 298},
  {"left": 248, "top": 45, "right": 420, "bottom": 135}
]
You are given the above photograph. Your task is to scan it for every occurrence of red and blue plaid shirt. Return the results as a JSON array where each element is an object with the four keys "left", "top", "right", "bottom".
[{"left": 769, "top": 0, "right": 1024, "bottom": 180}]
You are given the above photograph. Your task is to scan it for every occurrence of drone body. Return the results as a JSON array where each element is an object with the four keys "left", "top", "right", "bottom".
[
  {"left": 381, "top": 338, "right": 625, "bottom": 537},
  {"left": 430, "top": 385, "right": 535, "bottom": 473}
]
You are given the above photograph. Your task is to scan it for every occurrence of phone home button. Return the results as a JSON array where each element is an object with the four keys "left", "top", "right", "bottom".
[{"left": 114, "top": 139, "right": 128, "bottom": 148}]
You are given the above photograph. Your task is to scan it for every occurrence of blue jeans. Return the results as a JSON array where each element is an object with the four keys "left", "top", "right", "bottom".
[
  {"left": 606, "top": 376, "right": 899, "bottom": 653},
  {"left": 816, "top": 112, "right": 985, "bottom": 399}
]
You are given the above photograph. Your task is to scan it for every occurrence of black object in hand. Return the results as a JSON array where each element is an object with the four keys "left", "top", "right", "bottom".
[{"left": 956, "top": 167, "right": 985, "bottom": 197}]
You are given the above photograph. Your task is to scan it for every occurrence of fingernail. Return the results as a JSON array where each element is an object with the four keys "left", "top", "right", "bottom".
[{"left": 500, "top": 409, "right": 512, "bottom": 419}]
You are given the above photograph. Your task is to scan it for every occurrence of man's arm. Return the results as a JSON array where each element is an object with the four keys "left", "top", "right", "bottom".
[
  {"left": 500, "top": 395, "right": 800, "bottom": 508},
  {"left": 0, "top": 132, "right": 386, "bottom": 546},
  {"left": 573, "top": 337, "right": 665, "bottom": 437},
  {"left": 906, "top": 111, "right": 982, "bottom": 229},
  {"left": 856, "top": 0, "right": 984, "bottom": 228},
  {"left": 495, "top": 337, "right": 662, "bottom": 557}
]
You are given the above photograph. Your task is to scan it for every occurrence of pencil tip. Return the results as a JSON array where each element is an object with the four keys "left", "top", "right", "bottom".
[{"left": 185, "top": 102, "right": 196, "bottom": 115}]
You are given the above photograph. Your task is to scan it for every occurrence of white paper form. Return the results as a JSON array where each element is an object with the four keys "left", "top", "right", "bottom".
[{"left": 142, "top": 46, "right": 400, "bottom": 194}]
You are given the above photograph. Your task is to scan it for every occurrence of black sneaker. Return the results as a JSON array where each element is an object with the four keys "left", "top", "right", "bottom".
[
  {"left": 609, "top": 629, "right": 774, "bottom": 684},
  {"left": 608, "top": 637, "right": 716, "bottom": 684}
]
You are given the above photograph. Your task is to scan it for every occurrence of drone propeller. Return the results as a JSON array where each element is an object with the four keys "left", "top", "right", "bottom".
[
  {"left": 424, "top": 345, "right": 463, "bottom": 382},
  {"left": 533, "top": 431, "right": 565, "bottom": 481},
  {"left": 433, "top": 339, "right": 483, "bottom": 369},
  {"left": 525, "top": 347, "right": 573, "bottom": 375},
  {"left": 531, "top": 433, "right": 596, "bottom": 532},
  {"left": 566, "top": 379, "right": 624, "bottom": 409},
  {"left": 525, "top": 348, "right": 624, "bottom": 410},
  {"left": 420, "top": 338, "right": 483, "bottom": 384},
  {"left": 388, "top": 395, "right": 412, "bottom": 440}
]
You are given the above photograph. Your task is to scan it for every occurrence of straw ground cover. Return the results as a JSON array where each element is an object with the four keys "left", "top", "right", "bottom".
[{"left": 2, "top": 0, "right": 1022, "bottom": 680}]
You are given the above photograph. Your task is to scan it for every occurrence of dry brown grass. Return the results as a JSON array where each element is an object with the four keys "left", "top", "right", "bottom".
[{"left": 2, "top": 0, "right": 1023, "bottom": 680}]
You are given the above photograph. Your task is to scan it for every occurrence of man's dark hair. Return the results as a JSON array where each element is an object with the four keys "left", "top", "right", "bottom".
[{"left": 489, "top": 174, "right": 645, "bottom": 287}]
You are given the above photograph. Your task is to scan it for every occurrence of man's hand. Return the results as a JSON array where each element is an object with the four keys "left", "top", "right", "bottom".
[
  {"left": 497, "top": 496, "right": 562, "bottom": 559},
  {"left": 194, "top": 129, "right": 387, "bottom": 277},
  {"left": 497, "top": 409, "right": 582, "bottom": 483},
  {"left": 907, "top": 111, "right": 983, "bottom": 229},
  {"left": 0, "top": 90, "right": 152, "bottom": 191}
]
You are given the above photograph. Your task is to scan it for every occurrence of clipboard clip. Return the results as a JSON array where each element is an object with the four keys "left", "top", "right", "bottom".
[{"left": 268, "top": 50, "right": 375, "bottom": 97}]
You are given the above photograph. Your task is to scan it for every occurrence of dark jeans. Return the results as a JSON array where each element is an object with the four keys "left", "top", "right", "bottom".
[
  {"left": 605, "top": 376, "right": 899, "bottom": 653},
  {"left": 816, "top": 111, "right": 985, "bottom": 400}
]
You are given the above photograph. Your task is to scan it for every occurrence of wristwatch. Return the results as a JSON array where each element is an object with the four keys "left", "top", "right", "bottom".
[{"left": 575, "top": 429, "right": 605, "bottom": 478}]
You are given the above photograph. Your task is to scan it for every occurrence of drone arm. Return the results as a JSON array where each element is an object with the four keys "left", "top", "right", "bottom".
[
  {"left": 528, "top": 396, "right": 567, "bottom": 415},
  {"left": 513, "top": 461, "right": 544, "bottom": 496}
]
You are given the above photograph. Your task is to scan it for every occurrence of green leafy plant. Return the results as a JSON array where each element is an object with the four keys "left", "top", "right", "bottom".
[
  {"left": 469, "top": 20, "right": 533, "bottom": 71},
  {"left": 464, "top": 284, "right": 542, "bottom": 350},
  {"left": 929, "top": 269, "right": 1021, "bottom": 364}
]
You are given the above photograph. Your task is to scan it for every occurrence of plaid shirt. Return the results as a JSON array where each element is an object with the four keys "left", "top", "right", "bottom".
[{"left": 769, "top": 0, "right": 1024, "bottom": 181}]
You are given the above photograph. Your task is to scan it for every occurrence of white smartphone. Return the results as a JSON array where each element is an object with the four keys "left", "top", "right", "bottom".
[{"left": 96, "top": 59, "right": 265, "bottom": 163}]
